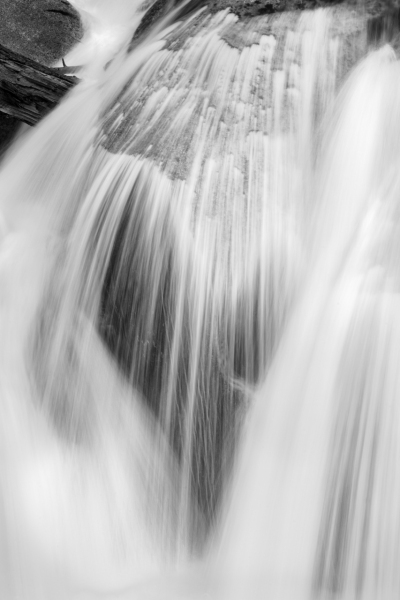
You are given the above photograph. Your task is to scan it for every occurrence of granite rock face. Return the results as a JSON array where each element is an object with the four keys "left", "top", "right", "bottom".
[
  {"left": 133, "top": 0, "right": 400, "bottom": 46},
  {"left": 131, "top": 0, "right": 342, "bottom": 46},
  {"left": 209, "top": 0, "right": 342, "bottom": 18},
  {"left": 216, "top": 0, "right": 400, "bottom": 18},
  {"left": 0, "top": 0, "right": 82, "bottom": 66}
]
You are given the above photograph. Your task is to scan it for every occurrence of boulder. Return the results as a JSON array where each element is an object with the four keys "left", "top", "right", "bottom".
[{"left": 0, "top": 0, "right": 82, "bottom": 66}]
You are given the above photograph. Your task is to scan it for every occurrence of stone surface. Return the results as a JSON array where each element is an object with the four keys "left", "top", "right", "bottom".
[
  {"left": 131, "top": 0, "right": 342, "bottom": 46},
  {"left": 0, "top": 0, "right": 82, "bottom": 66},
  {"left": 132, "top": 0, "right": 400, "bottom": 46},
  {"left": 209, "top": 0, "right": 342, "bottom": 18}
]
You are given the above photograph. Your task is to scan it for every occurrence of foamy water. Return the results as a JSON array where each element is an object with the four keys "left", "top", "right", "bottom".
[{"left": 65, "top": 0, "right": 144, "bottom": 67}]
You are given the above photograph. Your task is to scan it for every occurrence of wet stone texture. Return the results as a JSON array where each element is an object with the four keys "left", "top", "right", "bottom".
[
  {"left": 103, "top": 0, "right": 400, "bottom": 169},
  {"left": 0, "top": 0, "right": 82, "bottom": 154},
  {"left": 209, "top": 0, "right": 342, "bottom": 18},
  {"left": 0, "top": 0, "right": 82, "bottom": 66},
  {"left": 132, "top": 0, "right": 400, "bottom": 47},
  {"left": 133, "top": 0, "right": 343, "bottom": 44},
  {"left": 103, "top": 4, "right": 370, "bottom": 170}
]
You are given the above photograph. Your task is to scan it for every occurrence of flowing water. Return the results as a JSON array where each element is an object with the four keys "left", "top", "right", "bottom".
[{"left": 0, "top": 1, "right": 399, "bottom": 598}]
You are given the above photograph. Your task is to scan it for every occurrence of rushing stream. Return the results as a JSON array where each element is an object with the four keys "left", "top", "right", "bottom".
[{"left": 0, "top": 1, "right": 399, "bottom": 598}]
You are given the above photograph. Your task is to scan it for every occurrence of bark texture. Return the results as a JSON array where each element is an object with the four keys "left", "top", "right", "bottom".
[{"left": 0, "top": 43, "right": 78, "bottom": 126}]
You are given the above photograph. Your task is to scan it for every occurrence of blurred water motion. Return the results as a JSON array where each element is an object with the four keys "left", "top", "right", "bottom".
[{"left": 0, "top": 1, "right": 399, "bottom": 598}]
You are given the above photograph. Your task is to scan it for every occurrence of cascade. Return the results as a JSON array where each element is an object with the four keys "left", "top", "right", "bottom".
[{"left": 0, "top": 1, "right": 399, "bottom": 598}]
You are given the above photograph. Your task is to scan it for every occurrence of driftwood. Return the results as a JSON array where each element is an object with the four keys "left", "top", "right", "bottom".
[
  {"left": 0, "top": 43, "right": 79, "bottom": 126},
  {"left": 0, "top": 0, "right": 397, "bottom": 127}
]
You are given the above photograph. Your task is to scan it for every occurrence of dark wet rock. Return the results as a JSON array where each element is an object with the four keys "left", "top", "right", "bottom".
[
  {"left": 0, "top": 112, "right": 18, "bottom": 158},
  {"left": 366, "top": 2, "right": 400, "bottom": 46},
  {"left": 131, "top": 0, "right": 209, "bottom": 49},
  {"left": 209, "top": 0, "right": 343, "bottom": 18},
  {"left": 132, "top": 0, "right": 400, "bottom": 48}
]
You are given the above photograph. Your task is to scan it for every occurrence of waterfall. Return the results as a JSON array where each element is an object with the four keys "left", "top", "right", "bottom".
[
  {"left": 217, "top": 44, "right": 400, "bottom": 599},
  {"left": 0, "top": 2, "right": 398, "bottom": 598}
]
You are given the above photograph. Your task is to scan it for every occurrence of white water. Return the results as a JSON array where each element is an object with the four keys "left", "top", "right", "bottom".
[
  {"left": 65, "top": 0, "right": 144, "bottom": 67},
  {"left": 217, "top": 44, "right": 400, "bottom": 600},
  {"left": 0, "top": 2, "right": 398, "bottom": 599}
]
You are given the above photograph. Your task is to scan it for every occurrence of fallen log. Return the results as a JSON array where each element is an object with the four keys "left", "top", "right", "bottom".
[
  {"left": 0, "top": 43, "right": 79, "bottom": 126},
  {"left": 0, "top": 0, "right": 396, "bottom": 128}
]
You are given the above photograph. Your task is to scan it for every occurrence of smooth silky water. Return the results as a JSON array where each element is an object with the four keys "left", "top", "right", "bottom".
[{"left": 0, "top": 1, "right": 398, "bottom": 598}]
